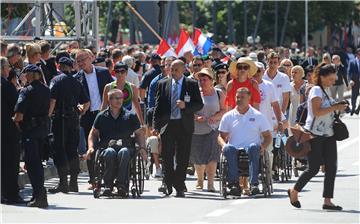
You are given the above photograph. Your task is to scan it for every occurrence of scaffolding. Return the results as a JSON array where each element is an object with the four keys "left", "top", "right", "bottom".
[{"left": 0, "top": 0, "right": 100, "bottom": 52}]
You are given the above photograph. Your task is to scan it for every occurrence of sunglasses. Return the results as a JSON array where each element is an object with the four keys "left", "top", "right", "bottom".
[
  {"left": 283, "top": 64, "right": 292, "bottom": 67},
  {"left": 115, "top": 69, "right": 127, "bottom": 74},
  {"left": 236, "top": 64, "right": 250, "bottom": 71},
  {"left": 110, "top": 96, "right": 123, "bottom": 100},
  {"left": 193, "top": 64, "right": 203, "bottom": 67},
  {"left": 217, "top": 70, "right": 227, "bottom": 74}
]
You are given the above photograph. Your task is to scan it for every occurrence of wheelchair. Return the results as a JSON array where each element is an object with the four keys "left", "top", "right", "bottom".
[
  {"left": 92, "top": 141, "right": 145, "bottom": 199},
  {"left": 219, "top": 148, "right": 272, "bottom": 199},
  {"left": 273, "top": 141, "right": 292, "bottom": 182}
]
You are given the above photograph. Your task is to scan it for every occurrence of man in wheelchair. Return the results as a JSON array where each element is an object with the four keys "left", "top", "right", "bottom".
[
  {"left": 218, "top": 87, "right": 272, "bottom": 196},
  {"left": 85, "top": 89, "right": 147, "bottom": 197}
]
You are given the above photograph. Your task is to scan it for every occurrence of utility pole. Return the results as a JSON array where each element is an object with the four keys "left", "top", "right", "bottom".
[{"left": 305, "top": 0, "right": 309, "bottom": 54}]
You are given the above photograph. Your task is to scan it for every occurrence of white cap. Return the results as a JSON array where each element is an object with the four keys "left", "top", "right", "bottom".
[
  {"left": 249, "top": 52, "right": 258, "bottom": 62},
  {"left": 255, "top": 61, "right": 265, "bottom": 70}
]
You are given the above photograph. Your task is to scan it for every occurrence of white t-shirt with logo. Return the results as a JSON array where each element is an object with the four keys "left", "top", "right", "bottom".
[
  {"left": 84, "top": 66, "right": 102, "bottom": 112},
  {"left": 263, "top": 71, "right": 291, "bottom": 108},
  {"left": 304, "top": 86, "right": 334, "bottom": 136},
  {"left": 259, "top": 79, "right": 278, "bottom": 127},
  {"left": 219, "top": 106, "right": 271, "bottom": 148}
]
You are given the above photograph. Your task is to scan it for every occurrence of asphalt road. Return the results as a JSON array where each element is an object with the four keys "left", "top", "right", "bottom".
[{"left": 1, "top": 114, "right": 359, "bottom": 223}]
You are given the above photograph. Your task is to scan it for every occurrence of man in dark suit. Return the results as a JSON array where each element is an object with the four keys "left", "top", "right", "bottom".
[
  {"left": 348, "top": 48, "right": 360, "bottom": 115},
  {"left": 301, "top": 47, "right": 318, "bottom": 69},
  {"left": 152, "top": 59, "right": 203, "bottom": 197},
  {"left": 74, "top": 49, "right": 114, "bottom": 188}
]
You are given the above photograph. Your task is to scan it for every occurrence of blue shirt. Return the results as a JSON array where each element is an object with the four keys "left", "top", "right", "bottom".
[
  {"left": 147, "top": 74, "right": 167, "bottom": 109},
  {"left": 170, "top": 76, "right": 184, "bottom": 120}
]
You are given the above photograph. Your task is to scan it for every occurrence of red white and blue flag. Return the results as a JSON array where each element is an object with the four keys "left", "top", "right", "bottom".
[
  {"left": 192, "top": 28, "right": 212, "bottom": 56},
  {"left": 175, "top": 29, "right": 196, "bottom": 57},
  {"left": 157, "top": 38, "right": 177, "bottom": 58}
]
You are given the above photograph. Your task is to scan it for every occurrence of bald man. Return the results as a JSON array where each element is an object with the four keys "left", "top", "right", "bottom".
[{"left": 153, "top": 59, "right": 203, "bottom": 197}]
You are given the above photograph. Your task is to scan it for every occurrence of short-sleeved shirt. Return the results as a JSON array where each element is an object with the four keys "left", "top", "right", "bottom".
[
  {"left": 263, "top": 71, "right": 291, "bottom": 107},
  {"left": 50, "top": 73, "right": 89, "bottom": 111},
  {"left": 93, "top": 107, "right": 140, "bottom": 148},
  {"left": 225, "top": 78, "right": 261, "bottom": 109},
  {"left": 258, "top": 79, "right": 278, "bottom": 127},
  {"left": 304, "top": 86, "right": 334, "bottom": 137},
  {"left": 147, "top": 74, "right": 167, "bottom": 109},
  {"left": 139, "top": 64, "right": 162, "bottom": 92},
  {"left": 218, "top": 106, "right": 271, "bottom": 148}
]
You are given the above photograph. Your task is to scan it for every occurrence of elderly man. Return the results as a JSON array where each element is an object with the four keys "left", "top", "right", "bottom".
[
  {"left": 122, "top": 55, "right": 140, "bottom": 87},
  {"left": 218, "top": 87, "right": 272, "bottom": 196},
  {"left": 85, "top": 89, "right": 147, "bottom": 196},
  {"left": 153, "top": 59, "right": 203, "bottom": 197}
]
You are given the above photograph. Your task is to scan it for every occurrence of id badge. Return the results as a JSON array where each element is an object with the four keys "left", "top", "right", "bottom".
[{"left": 184, "top": 93, "right": 191, "bottom": 102}]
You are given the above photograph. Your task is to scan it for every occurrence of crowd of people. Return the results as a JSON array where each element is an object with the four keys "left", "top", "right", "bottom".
[{"left": 1, "top": 38, "right": 359, "bottom": 210}]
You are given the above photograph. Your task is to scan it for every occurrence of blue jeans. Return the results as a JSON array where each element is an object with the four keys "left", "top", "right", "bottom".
[
  {"left": 223, "top": 143, "right": 260, "bottom": 185},
  {"left": 102, "top": 147, "right": 135, "bottom": 188}
]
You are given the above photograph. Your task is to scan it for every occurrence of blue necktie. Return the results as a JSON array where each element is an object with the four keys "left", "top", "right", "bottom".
[{"left": 171, "top": 80, "right": 179, "bottom": 118}]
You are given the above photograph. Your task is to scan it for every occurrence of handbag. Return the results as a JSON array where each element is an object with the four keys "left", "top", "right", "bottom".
[
  {"left": 321, "top": 87, "right": 349, "bottom": 141},
  {"left": 285, "top": 107, "right": 314, "bottom": 158}
]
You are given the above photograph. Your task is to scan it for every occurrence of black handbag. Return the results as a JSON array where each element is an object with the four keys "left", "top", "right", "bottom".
[{"left": 321, "top": 87, "right": 349, "bottom": 141}]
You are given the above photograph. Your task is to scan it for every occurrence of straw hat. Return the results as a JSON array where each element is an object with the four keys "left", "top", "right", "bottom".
[
  {"left": 195, "top": 68, "right": 214, "bottom": 80},
  {"left": 229, "top": 57, "right": 257, "bottom": 78}
]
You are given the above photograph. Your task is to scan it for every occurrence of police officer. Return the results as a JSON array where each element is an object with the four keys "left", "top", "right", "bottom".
[
  {"left": 48, "top": 57, "right": 90, "bottom": 193},
  {"left": 13, "top": 64, "right": 50, "bottom": 208}
]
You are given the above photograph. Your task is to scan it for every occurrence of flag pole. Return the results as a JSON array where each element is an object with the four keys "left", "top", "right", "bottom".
[{"left": 124, "top": 1, "right": 162, "bottom": 41}]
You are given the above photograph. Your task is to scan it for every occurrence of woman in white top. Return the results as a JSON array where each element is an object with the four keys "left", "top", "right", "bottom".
[
  {"left": 287, "top": 63, "right": 348, "bottom": 211},
  {"left": 289, "top": 66, "right": 306, "bottom": 128}
]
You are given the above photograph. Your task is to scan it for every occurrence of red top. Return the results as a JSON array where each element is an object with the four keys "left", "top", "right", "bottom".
[{"left": 225, "top": 78, "right": 261, "bottom": 109}]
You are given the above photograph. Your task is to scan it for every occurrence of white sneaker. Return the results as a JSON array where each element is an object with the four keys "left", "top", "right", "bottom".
[{"left": 154, "top": 167, "right": 163, "bottom": 178}]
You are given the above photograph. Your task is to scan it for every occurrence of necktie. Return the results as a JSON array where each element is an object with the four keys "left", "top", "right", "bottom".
[
  {"left": 171, "top": 80, "right": 179, "bottom": 118},
  {"left": 308, "top": 57, "right": 312, "bottom": 66}
]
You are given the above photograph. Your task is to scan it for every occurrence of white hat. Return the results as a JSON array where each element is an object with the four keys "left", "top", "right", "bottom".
[
  {"left": 255, "top": 61, "right": 265, "bottom": 70},
  {"left": 249, "top": 52, "right": 258, "bottom": 62},
  {"left": 122, "top": 55, "right": 134, "bottom": 68}
]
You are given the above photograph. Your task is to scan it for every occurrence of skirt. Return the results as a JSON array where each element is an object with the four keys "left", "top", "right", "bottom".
[{"left": 189, "top": 130, "right": 221, "bottom": 165}]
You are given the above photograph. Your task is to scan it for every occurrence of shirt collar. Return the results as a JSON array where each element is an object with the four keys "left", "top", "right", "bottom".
[
  {"left": 233, "top": 106, "right": 253, "bottom": 116},
  {"left": 84, "top": 65, "right": 95, "bottom": 75},
  {"left": 172, "top": 76, "right": 184, "bottom": 85}
]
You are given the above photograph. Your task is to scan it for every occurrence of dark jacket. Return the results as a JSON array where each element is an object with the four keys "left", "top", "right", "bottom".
[
  {"left": 39, "top": 57, "right": 58, "bottom": 85},
  {"left": 334, "top": 64, "right": 348, "bottom": 86},
  {"left": 348, "top": 58, "right": 360, "bottom": 84},
  {"left": 153, "top": 76, "right": 203, "bottom": 134}
]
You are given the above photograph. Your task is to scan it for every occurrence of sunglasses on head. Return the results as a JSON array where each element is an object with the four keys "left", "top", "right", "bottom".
[
  {"left": 115, "top": 69, "right": 127, "bottom": 74},
  {"left": 236, "top": 64, "right": 250, "bottom": 71}
]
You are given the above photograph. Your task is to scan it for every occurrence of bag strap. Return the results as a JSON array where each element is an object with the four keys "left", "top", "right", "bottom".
[{"left": 320, "top": 85, "right": 339, "bottom": 117}]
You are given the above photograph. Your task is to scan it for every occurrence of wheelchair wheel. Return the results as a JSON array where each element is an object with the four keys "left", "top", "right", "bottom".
[
  {"left": 93, "top": 149, "right": 105, "bottom": 198},
  {"left": 135, "top": 152, "right": 145, "bottom": 196},
  {"left": 285, "top": 152, "right": 292, "bottom": 180},
  {"left": 259, "top": 155, "right": 268, "bottom": 198},
  {"left": 219, "top": 154, "right": 228, "bottom": 199}
]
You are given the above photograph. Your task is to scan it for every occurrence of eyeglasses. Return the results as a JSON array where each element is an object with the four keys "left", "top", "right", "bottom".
[{"left": 236, "top": 64, "right": 250, "bottom": 71}]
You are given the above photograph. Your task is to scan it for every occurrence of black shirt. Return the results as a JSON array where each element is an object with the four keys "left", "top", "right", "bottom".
[
  {"left": 139, "top": 64, "right": 162, "bottom": 91},
  {"left": 1, "top": 77, "right": 18, "bottom": 125},
  {"left": 50, "top": 73, "right": 89, "bottom": 112},
  {"left": 93, "top": 108, "right": 140, "bottom": 148},
  {"left": 14, "top": 80, "right": 50, "bottom": 137}
]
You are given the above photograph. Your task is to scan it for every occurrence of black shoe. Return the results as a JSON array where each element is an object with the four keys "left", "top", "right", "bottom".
[
  {"left": 351, "top": 109, "right": 355, "bottom": 116},
  {"left": 322, "top": 204, "right": 342, "bottom": 211},
  {"left": 229, "top": 184, "right": 242, "bottom": 196},
  {"left": 158, "top": 183, "right": 173, "bottom": 196},
  {"left": 6, "top": 195, "right": 26, "bottom": 204},
  {"left": 27, "top": 189, "right": 48, "bottom": 208},
  {"left": 103, "top": 187, "right": 113, "bottom": 197},
  {"left": 355, "top": 108, "right": 360, "bottom": 115},
  {"left": 69, "top": 184, "right": 79, "bottom": 192},
  {"left": 287, "top": 189, "right": 301, "bottom": 208},
  {"left": 250, "top": 185, "right": 260, "bottom": 195},
  {"left": 48, "top": 184, "right": 69, "bottom": 194},
  {"left": 175, "top": 190, "right": 185, "bottom": 198},
  {"left": 117, "top": 186, "right": 128, "bottom": 197}
]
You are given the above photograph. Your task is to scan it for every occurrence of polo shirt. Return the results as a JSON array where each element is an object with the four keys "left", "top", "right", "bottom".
[
  {"left": 263, "top": 71, "right": 291, "bottom": 107},
  {"left": 93, "top": 107, "right": 140, "bottom": 148},
  {"left": 218, "top": 106, "right": 271, "bottom": 148}
]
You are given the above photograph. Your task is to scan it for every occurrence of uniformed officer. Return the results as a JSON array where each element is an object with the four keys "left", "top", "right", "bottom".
[
  {"left": 48, "top": 57, "right": 90, "bottom": 193},
  {"left": 13, "top": 64, "right": 50, "bottom": 208}
]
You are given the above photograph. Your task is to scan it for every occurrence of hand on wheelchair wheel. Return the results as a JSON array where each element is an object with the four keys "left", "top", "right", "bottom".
[{"left": 140, "top": 148, "right": 147, "bottom": 161}]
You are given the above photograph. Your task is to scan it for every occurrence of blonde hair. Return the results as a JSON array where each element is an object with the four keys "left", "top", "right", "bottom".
[
  {"left": 280, "top": 59, "right": 293, "bottom": 67},
  {"left": 291, "top": 65, "right": 305, "bottom": 78},
  {"left": 25, "top": 42, "right": 41, "bottom": 59}
]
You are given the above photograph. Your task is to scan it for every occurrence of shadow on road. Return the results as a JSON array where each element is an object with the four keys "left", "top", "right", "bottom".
[{"left": 300, "top": 208, "right": 360, "bottom": 214}]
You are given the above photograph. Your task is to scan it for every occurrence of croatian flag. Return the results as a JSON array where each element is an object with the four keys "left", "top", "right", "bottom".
[
  {"left": 157, "top": 38, "right": 177, "bottom": 58},
  {"left": 192, "top": 28, "right": 212, "bottom": 56},
  {"left": 176, "top": 29, "right": 196, "bottom": 57}
]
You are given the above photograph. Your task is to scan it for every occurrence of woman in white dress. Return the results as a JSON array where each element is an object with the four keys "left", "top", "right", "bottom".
[{"left": 289, "top": 66, "right": 306, "bottom": 128}]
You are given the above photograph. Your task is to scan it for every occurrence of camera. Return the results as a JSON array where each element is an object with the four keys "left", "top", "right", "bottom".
[{"left": 336, "top": 100, "right": 351, "bottom": 113}]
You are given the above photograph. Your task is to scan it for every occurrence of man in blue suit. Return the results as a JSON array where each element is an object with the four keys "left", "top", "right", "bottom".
[
  {"left": 348, "top": 48, "right": 360, "bottom": 115},
  {"left": 74, "top": 49, "right": 114, "bottom": 189}
]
